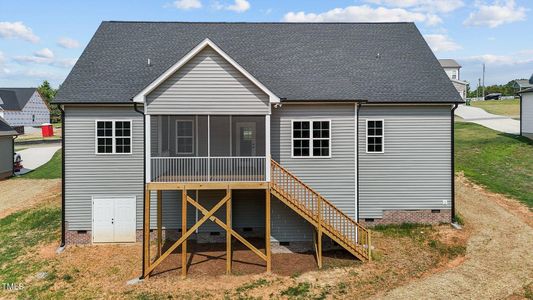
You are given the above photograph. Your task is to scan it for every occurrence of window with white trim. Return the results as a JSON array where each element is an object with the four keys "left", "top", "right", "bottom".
[
  {"left": 292, "top": 120, "right": 330, "bottom": 157},
  {"left": 96, "top": 121, "right": 132, "bottom": 154},
  {"left": 176, "top": 120, "right": 194, "bottom": 155},
  {"left": 366, "top": 120, "right": 383, "bottom": 153}
]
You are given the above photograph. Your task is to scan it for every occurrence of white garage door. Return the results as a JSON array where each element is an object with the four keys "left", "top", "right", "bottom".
[{"left": 92, "top": 196, "right": 136, "bottom": 243}]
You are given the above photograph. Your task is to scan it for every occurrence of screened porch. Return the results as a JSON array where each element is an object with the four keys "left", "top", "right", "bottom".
[{"left": 149, "top": 115, "right": 268, "bottom": 182}]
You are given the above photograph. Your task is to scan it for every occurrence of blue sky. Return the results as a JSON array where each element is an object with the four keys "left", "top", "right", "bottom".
[{"left": 0, "top": 0, "right": 531, "bottom": 89}]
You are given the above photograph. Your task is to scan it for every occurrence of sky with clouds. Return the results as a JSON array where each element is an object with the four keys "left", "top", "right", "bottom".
[{"left": 0, "top": 0, "right": 531, "bottom": 89}]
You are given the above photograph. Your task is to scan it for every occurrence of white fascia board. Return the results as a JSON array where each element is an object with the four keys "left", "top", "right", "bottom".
[{"left": 132, "top": 38, "right": 280, "bottom": 104}]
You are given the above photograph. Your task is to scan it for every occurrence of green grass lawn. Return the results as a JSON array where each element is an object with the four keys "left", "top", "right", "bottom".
[
  {"left": 0, "top": 203, "right": 60, "bottom": 283},
  {"left": 471, "top": 99, "right": 520, "bottom": 118},
  {"left": 18, "top": 149, "right": 62, "bottom": 179},
  {"left": 455, "top": 122, "right": 533, "bottom": 208}
]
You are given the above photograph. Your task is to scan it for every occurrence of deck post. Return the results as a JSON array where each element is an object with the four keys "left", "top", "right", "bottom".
[
  {"left": 317, "top": 196, "right": 323, "bottom": 269},
  {"left": 265, "top": 186, "right": 271, "bottom": 272},
  {"left": 157, "top": 190, "right": 162, "bottom": 258},
  {"left": 226, "top": 188, "right": 232, "bottom": 274},
  {"left": 144, "top": 187, "right": 151, "bottom": 278},
  {"left": 181, "top": 188, "right": 187, "bottom": 278}
]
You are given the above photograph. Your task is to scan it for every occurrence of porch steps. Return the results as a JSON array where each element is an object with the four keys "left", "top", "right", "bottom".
[{"left": 270, "top": 159, "right": 371, "bottom": 262}]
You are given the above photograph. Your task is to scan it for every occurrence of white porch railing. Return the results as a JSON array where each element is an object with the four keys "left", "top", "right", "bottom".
[{"left": 151, "top": 157, "right": 267, "bottom": 182}]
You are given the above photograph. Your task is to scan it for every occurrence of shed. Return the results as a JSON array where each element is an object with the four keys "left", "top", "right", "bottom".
[{"left": 0, "top": 116, "right": 17, "bottom": 179}]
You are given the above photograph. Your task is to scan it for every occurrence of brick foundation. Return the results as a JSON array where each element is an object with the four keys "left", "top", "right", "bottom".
[{"left": 360, "top": 209, "right": 451, "bottom": 227}]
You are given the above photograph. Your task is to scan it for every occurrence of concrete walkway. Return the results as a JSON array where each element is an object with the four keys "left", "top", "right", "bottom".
[
  {"left": 16, "top": 145, "right": 61, "bottom": 175},
  {"left": 455, "top": 105, "right": 520, "bottom": 135}
]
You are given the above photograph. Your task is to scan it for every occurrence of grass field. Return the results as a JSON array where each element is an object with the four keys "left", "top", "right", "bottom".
[
  {"left": 471, "top": 99, "right": 520, "bottom": 118},
  {"left": 455, "top": 122, "right": 533, "bottom": 208},
  {"left": 18, "top": 149, "right": 62, "bottom": 179}
]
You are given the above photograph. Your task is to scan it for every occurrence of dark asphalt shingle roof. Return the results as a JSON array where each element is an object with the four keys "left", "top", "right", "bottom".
[
  {"left": 0, "top": 88, "right": 37, "bottom": 111},
  {"left": 0, "top": 116, "right": 17, "bottom": 136},
  {"left": 55, "top": 22, "right": 463, "bottom": 104},
  {"left": 438, "top": 59, "right": 461, "bottom": 68}
]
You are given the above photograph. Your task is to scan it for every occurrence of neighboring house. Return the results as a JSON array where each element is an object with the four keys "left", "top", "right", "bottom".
[
  {"left": 0, "top": 88, "right": 50, "bottom": 133},
  {"left": 512, "top": 79, "right": 533, "bottom": 93},
  {"left": 54, "top": 22, "right": 463, "bottom": 276},
  {"left": 0, "top": 116, "right": 17, "bottom": 179},
  {"left": 438, "top": 59, "right": 468, "bottom": 100},
  {"left": 518, "top": 75, "right": 533, "bottom": 139}
]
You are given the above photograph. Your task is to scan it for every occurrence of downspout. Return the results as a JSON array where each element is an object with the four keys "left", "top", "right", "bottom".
[
  {"left": 133, "top": 102, "right": 145, "bottom": 279},
  {"left": 451, "top": 104, "right": 458, "bottom": 223},
  {"left": 12, "top": 135, "right": 17, "bottom": 176},
  {"left": 58, "top": 105, "right": 66, "bottom": 247},
  {"left": 356, "top": 102, "right": 361, "bottom": 222}
]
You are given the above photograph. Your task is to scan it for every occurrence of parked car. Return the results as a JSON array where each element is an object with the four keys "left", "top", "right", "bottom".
[{"left": 485, "top": 93, "right": 502, "bottom": 100}]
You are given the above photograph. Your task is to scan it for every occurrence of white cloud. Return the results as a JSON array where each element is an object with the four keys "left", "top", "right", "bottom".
[
  {"left": 14, "top": 48, "right": 77, "bottom": 68},
  {"left": 227, "top": 0, "right": 250, "bottom": 12},
  {"left": 57, "top": 37, "right": 80, "bottom": 49},
  {"left": 424, "top": 34, "right": 462, "bottom": 52},
  {"left": 0, "top": 21, "right": 39, "bottom": 43},
  {"left": 283, "top": 5, "right": 442, "bottom": 26},
  {"left": 34, "top": 48, "right": 54, "bottom": 59},
  {"left": 463, "top": 50, "right": 533, "bottom": 65},
  {"left": 367, "top": 0, "right": 464, "bottom": 13},
  {"left": 0, "top": 51, "right": 10, "bottom": 75},
  {"left": 464, "top": 0, "right": 526, "bottom": 28},
  {"left": 171, "top": 0, "right": 202, "bottom": 10},
  {"left": 213, "top": 0, "right": 250, "bottom": 12}
]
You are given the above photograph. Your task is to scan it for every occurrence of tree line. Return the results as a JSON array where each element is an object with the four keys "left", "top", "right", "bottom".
[{"left": 467, "top": 79, "right": 524, "bottom": 98}]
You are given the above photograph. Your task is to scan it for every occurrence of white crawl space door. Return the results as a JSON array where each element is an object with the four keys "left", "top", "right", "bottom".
[{"left": 92, "top": 196, "right": 136, "bottom": 243}]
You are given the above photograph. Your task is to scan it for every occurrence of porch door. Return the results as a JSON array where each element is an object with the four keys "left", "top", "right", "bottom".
[{"left": 236, "top": 122, "right": 256, "bottom": 156}]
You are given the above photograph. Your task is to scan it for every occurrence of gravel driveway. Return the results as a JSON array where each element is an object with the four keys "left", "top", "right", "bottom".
[
  {"left": 455, "top": 105, "right": 520, "bottom": 135},
  {"left": 379, "top": 176, "right": 533, "bottom": 299}
]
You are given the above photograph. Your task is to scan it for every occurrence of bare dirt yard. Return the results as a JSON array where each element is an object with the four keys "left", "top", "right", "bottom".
[
  {"left": 1, "top": 175, "right": 532, "bottom": 299},
  {"left": 0, "top": 178, "right": 61, "bottom": 218},
  {"left": 379, "top": 174, "right": 533, "bottom": 300}
]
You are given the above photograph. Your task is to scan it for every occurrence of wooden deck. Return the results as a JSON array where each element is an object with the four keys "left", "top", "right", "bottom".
[{"left": 143, "top": 180, "right": 271, "bottom": 279}]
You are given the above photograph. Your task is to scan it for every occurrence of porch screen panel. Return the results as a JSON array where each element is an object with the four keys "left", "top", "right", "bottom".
[{"left": 209, "top": 116, "right": 231, "bottom": 157}]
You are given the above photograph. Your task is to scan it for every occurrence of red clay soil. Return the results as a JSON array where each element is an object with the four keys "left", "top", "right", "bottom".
[{"left": 152, "top": 239, "right": 357, "bottom": 278}]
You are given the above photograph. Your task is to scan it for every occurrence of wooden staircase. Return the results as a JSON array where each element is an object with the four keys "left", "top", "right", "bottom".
[{"left": 270, "top": 159, "right": 371, "bottom": 263}]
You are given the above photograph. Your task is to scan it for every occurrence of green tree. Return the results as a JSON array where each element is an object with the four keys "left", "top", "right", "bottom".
[{"left": 37, "top": 80, "right": 61, "bottom": 123}]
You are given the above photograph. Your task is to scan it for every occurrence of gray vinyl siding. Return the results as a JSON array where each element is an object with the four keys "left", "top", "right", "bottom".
[
  {"left": 358, "top": 105, "right": 452, "bottom": 219},
  {"left": 146, "top": 47, "right": 269, "bottom": 115},
  {"left": 271, "top": 104, "right": 357, "bottom": 241},
  {"left": 0, "top": 136, "right": 13, "bottom": 176},
  {"left": 64, "top": 106, "right": 144, "bottom": 230}
]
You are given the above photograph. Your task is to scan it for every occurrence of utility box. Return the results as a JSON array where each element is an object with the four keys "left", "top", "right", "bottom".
[{"left": 41, "top": 123, "right": 54, "bottom": 137}]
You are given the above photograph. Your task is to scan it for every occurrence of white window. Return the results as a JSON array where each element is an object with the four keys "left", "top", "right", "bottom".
[
  {"left": 452, "top": 70, "right": 457, "bottom": 80},
  {"left": 96, "top": 120, "right": 132, "bottom": 154},
  {"left": 366, "top": 119, "right": 384, "bottom": 153},
  {"left": 176, "top": 120, "right": 194, "bottom": 155},
  {"left": 292, "top": 120, "right": 331, "bottom": 158}
]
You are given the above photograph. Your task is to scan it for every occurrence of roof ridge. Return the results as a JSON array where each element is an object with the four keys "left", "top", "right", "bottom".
[{"left": 103, "top": 21, "right": 414, "bottom": 25}]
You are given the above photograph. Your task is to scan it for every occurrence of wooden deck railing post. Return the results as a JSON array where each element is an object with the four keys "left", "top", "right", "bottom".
[
  {"left": 144, "top": 187, "right": 151, "bottom": 278},
  {"left": 265, "top": 186, "right": 272, "bottom": 273},
  {"left": 368, "top": 230, "right": 372, "bottom": 261},
  {"left": 157, "top": 190, "right": 162, "bottom": 258},
  {"left": 226, "top": 188, "right": 232, "bottom": 275},
  {"left": 317, "top": 196, "right": 323, "bottom": 269},
  {"left": 181, "top": 188, "right": 187, "bottom": 278}
]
